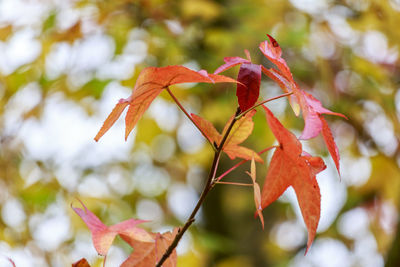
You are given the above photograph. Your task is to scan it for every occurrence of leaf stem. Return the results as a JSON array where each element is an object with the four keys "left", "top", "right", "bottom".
[
  {"left": 156, "top": 107, "right": 240, "bottom": 267},
  {"left": 236, "top": 92, "right": 293, "bottom": 119},
  {"left": 165, "top": 86, "right": 217, "bottom": 151},
  {"left": 216, "top": 146, "right": 277, "bottom": 182},
  {"left": 216, "top": 181, "right": 253, "bottom": 187}
]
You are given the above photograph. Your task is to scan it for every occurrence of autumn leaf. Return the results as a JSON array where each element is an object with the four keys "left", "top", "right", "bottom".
[
  {"left": 260, "top": 106, "right": 326, "bottom": 253},
  {"left": 260, "top": 35, "right": 346, "bottom": 174},
  {"left": 190, "top": 113, "right": 221, "bottom": 145},
  {"left": 121, "top": 228, "right": 178, "bottom": 267},
  {"left": 300, "top": 90, "right": 347, "bottom": 140},
  {"left": 236, "top": 63, "right": 262, "bottom": 112},
  {"left": 191, "top": 110, "right": 263, "bottom": 162},
  {"left": 214, "top": 51, "right": 261, "bottom": 113},
  {"left": 94, "top": 66, "right": 237, "bottom": 141},
  {"left": 72, "top": 258, "right": 91, "bottom": 267},
  {"left": 71, "top": 199, "right": 153, "bottom": 256},
  {"left": 320, "top": 116, "right": 340, "bottom": 175},
  {"left": 246, "top": 157, "right": 264, "bottom": 228}
]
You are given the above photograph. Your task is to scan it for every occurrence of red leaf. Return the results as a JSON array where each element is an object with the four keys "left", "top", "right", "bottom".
[
  {"left": 72, "top": 200, "right": 153, "bottom": 256},
  {"left": 261, "top": 106, "right": 326, "bottom": 252},
  {"left": 259, "top": 35, "right": 293, "bottom": 81},
  {"left": 121, "top": 228, "right": 178, "bottom": 267},
  {"left": 94, "top": 66, "right": 237, "bottom": 141},
  {"left": 260, "top": 35, "right": 346, "bottom": 175},
  {"left": 72, "top": 258, "right": 91, "bottom": 267},
  {"left": 320, "top": 116, "right": 341, "bottom": 175},
  {"left": 236, "top": 63, "right": 261, "bottom": 112}
]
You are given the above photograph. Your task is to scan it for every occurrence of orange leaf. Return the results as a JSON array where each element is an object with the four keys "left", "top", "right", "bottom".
[
  {"left": 94, "top": 100, "right": 129, "bottom": 142},
  {"left": 224, "top": 145, "right": 263, "bottom": 162},
  {"left": 320, "top": 116, "right": 340, "bottom": 175},
  {"left": 223, "top": 110, "right": 256, "bottom": 146},
  {"left": 260, "top": 35, "right": 346, "bottom": 175},
  {"left": 71, "top": 200, "right": 153, "bottom": 256},
  {"left": 94, "top": 66, "right": 237, "bottom": 141},
  {"left": 191, "top": 110, "right": 263, "bottom": 162},
  {"left": 121, "top": 228, "right": 178, "bottom": 267},
  {"left": 261, "top": 106, "right": 326, "bottom": 253},
  {"left": 191, "top": 113, "right": 221, "bottom": 144}
]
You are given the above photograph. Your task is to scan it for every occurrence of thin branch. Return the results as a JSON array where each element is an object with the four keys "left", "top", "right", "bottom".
[
  {"left": 156, "top": 107, "right": 240, "bottom": 267},
  {"left": 165, "top": 86, "right": 217, "bottom": 151},
  {"left": 236, "top": 92, "right": 293, "bottom": 119},
  {"left": 216, "top": 181, "right": 253, "bottom": 187},
  {"left": 216, "top": 146, "right": 277, "bottom": 182}
]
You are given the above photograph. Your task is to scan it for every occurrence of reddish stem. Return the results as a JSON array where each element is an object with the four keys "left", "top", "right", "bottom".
[
  {"left": 216, "top": 146, "right": 277, "bottom": 182},
  {"left": 237, "top": 92, "right": 293, "bottom": 119},
  {"left": 216, "top": 181, "right": 253, "bottom": 187}
]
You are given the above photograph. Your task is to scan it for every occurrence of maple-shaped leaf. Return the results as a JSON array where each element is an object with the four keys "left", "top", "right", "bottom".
[
  {"left": 121, "top": 228, "right": 178, "bottom": 267},
  {"left": 214, "top": 51, "right": 261, "bottom": 112},
  {"left": 191, "top": 110, "right": 263, "bottom": 162},
  {"left": 72, "top": 200, "right": 153, "bottom": 256},
  {"left": 261, "top": 106, "right": 326, "bottom": 253},
  {"left": 260, "top": 35, "right": 346, "bottom": 174},
  {"left": 94, "top": 66, "right": 237, "bottom": 141},
  {"left": 72, "top": 258, "right": 91, "bottom": 267},
  {"left": 246, "top": 157, "right": 264, "bottom": 228}
]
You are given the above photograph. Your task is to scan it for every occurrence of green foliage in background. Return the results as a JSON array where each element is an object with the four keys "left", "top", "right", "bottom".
[{"left": 1, "top": 0, "right": 400, "bottom": 266}]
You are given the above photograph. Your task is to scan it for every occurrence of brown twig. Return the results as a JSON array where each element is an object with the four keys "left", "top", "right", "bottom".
[{"left": 155, "top": 107, "right": 241, "bottom": 267}]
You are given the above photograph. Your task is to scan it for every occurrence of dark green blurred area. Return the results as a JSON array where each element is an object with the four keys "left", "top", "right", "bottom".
[{"left": 1, "top": 0, "right": 400, "bottom": 266}]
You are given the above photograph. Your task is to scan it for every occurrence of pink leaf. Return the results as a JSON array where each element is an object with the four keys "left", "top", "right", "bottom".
[
  {"left": 72, "top": 200, "right": 153, "bottom": 256},
  {"left": 214, "top": 56, "right": 250, "bottom": 74}
]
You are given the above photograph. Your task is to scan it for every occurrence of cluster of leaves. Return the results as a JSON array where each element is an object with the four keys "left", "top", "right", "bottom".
[{"left": 74, "top": 35, "right": 345, "bottom": 266}]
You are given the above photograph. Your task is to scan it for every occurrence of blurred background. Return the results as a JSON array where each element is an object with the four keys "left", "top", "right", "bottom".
[{"left": 0, "top": 0, "right": 399, "bottom": 266}]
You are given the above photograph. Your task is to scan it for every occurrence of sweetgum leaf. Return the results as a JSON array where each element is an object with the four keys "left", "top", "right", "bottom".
[
  {"left": 71, "top": 200, "right": 153, "bottom": 256},
  {"left": 259, "top": 35, "right": 346, "bottom": 175},
  {"left": 261, "top": 106, "right": 326, "bottom": 253},
  {"left": 94, "top": 66, "right": 237, "bottom": 141}
]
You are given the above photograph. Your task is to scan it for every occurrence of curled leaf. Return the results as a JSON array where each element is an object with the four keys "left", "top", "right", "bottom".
[{"left": 246, "top": 157, "right": 264, "bottom": 228}]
